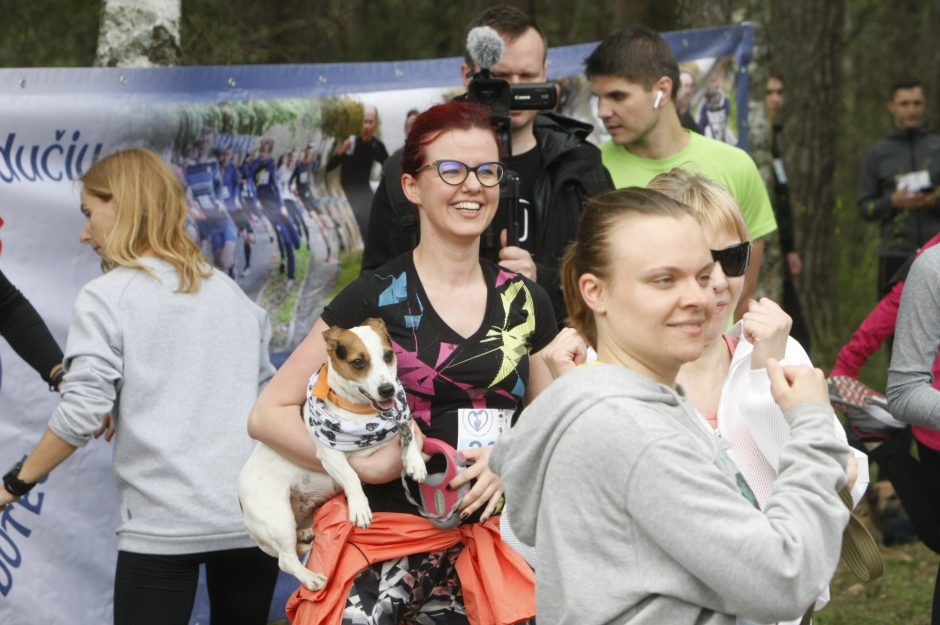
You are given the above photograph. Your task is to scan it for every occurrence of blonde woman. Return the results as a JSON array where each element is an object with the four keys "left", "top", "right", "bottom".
[
  {"left": 650, "top": 169, "right": 864, "bottom": 624},
  {"left": 0, "top": 149, "right": 279, "bottom": 625},
  {"left": 647, "top": 169, "right": 863, "bottom": 504}
]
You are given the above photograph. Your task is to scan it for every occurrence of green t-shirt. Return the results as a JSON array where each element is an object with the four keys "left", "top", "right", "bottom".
[{"left": 600, "top": 131, "right": 778, "bottom": 240}]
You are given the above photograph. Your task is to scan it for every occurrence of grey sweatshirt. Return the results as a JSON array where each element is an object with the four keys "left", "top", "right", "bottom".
[
  {"left": 49, "top": 258, "right": 274, "bottom": 554},
  {"left": 888, "top": 244, "right": 940, "bottom": 428},
  {"left": 490, "top": 364, "right": 850, "bottom": 625}
]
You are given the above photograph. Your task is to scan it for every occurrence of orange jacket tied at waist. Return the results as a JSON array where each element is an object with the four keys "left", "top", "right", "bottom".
[{"left": 285, "top": 496, "right": 535, "bottom": 625}]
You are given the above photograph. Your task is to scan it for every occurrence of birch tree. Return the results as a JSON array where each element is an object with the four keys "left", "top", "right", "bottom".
[{"left": 95, "top": 0, "right": 180, "bottom": 67}]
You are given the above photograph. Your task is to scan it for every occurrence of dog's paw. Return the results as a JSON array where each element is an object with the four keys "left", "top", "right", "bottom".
[
  {"left": 406, "top": 459, "right": 428, "bottom": 483},
  {"left": 296, "top": 527, "right": 315, "bottom": 544},
  {"left": 299, "top": 570, "right": 327, "bottom": 591},
  {"left": 347, "top": 496, "right": 373, "bottom": 529}
]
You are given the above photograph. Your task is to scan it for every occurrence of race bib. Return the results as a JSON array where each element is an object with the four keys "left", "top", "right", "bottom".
[
  {"left": 256, "top": 170, "right": 270, "bottom": 186},
  {"left": 896, "top": 170, "right": 932, "bottom": 192},
  {"left": 219, "top": 186, "right": 230, "bottom": 200},
  {"left": 196, "top": 194, "right": 215, "bottom": 210},
  {"left": 300, "top": 172, "right": 309, "bottom": 183},
  {"left": 457, "top": 408, "right": 512, "bottom": 450}
]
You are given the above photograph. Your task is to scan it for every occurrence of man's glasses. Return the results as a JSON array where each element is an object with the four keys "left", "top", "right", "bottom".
[
  {"left": 416, "top": 160, "right": 505, "bottom": 188},
  {"left": 711, "top": 241, "right": 751, "bottom": 277}
]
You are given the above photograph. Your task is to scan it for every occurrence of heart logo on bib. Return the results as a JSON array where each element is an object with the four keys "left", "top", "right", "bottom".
[{"left": 466, "top": 410, "right": 491, "bottom": 434}]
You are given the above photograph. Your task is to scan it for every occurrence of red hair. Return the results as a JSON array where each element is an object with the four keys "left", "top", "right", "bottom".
[{"left": 401, "top": 101, "right": 496, "bottom": 174}]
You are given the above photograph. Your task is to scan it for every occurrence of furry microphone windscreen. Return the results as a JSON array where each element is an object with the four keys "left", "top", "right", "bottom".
[{"left": 466, "top": 26, "right": 504, "bottom": 70}]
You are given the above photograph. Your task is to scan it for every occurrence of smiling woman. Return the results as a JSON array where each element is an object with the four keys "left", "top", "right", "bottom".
[
  {"left": 491, "top": 186, "right": 854, "bottom": 625},
  {"left": 249, "top": 100, "right": 559, "bottom": 625}
]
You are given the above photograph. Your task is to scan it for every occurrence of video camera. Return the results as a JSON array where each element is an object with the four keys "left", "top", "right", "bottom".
[{"left": 465, "top": 26, "right": 557, "bottom": 262}]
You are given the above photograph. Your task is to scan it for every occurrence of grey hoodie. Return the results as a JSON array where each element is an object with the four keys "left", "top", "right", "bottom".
[
  {"left": 49, "top": 258, "right": 274, "bottom": 555},
  {"left": 490, "top": 364, "right": 850, "bottom": 625}
]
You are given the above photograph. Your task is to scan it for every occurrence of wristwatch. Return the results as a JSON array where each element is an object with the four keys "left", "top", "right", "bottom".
[
  {"left": 49, "top": 367, "right": 65, "bottom": 392},
  {"left": 3, "top": 461, "right": 37, "bottom": 497}
]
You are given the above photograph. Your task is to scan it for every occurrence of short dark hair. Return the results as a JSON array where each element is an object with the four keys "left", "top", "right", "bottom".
[
  {"left": 462, "top": 5, "right": 548, "bottom": 68},
  {"left": 891, "top": 78, "right": 924, "bottom": 98},
  {"left": 767, "top": 70, "right": 784, "bottom": 84},
  {"left": 584, "top": 27, "right": 680, "bottom": 99}
]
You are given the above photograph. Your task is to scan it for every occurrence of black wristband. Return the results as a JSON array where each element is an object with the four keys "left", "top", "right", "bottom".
[
  {"left": 3, "top": 461, "right": 37, "bottom": 497},
  {"left": 49, "top": 368, "right": 65, "bottom": 392}
]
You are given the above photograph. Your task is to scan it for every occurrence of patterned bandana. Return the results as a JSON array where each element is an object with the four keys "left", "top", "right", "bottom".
[{"left": 305, "top": 365, "right": 413, "bottom": 452}]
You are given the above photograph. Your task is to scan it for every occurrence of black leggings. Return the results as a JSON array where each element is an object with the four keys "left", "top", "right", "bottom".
[
  {"left": 113, "top": 547, "right": 279, "bottom": 625},
  {"left": 869, "top": 430, "right": 940, "bottom": 553},
  {"left": 869, "top": 431, "right": 940, "bottom": 625}
]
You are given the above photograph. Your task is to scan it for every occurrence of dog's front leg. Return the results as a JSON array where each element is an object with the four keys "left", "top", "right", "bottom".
[
  {"left": 401, "top": 423, "right": 427, "bottom": 483},
  {"left": 316, "top": 445, "right": 372, "bottom": 528}
]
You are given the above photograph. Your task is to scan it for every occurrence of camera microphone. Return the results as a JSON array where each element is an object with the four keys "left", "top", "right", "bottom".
[{"left": 466, "top": 26, "right": 504, "bottom": 71}]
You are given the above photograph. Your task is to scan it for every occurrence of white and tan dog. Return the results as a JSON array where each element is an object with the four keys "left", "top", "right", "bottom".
[{"left": 238, "top": 318, "right": 426, "bottom": 590}]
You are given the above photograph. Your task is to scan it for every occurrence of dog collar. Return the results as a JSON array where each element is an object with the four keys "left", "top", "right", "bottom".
[
  {"left": 310, "top": 365, "right": 377, "bottom": 415},
  {"left": 306, "top": 371, "right": 413, "bottom": 452}
]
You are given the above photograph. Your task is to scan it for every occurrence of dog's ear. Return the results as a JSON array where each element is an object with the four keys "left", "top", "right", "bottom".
[
  {"left": 364, "top": 317, "right": 391, "bottom": 343},
  {"left": 364, "top": 317, "right": 387, "bottom": 334},
  {"left": 322, "top": 327, "right": 344, "bottom": 357}
]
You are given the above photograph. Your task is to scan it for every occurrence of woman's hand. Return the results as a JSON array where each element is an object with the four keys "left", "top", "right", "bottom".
[
  {"left": 498, "top": 230, "right": 537, "bottom": 281},
  {"left": 93, "top": 413, "right": 116, "bottom": 442},
  {"left": 743, "top": 298, "right": 792, "bottom": 369},
  {"left": 0, "top": 486, "right": 17, "bottom": 511},
  {"left": 767, "top": 359, "right": 829, "bottom": 414},
  {"left": 540, "top": 327, "right": 588, "bottom": 380},
  {"left": 449, "top": 445, "right": 504, "bottom": 523},
  {"left": 845, "top": 453, "right": 858, "bottom": 492}
]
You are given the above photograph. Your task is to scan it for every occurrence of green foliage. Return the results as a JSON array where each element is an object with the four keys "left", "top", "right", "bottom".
[
  {"left": 178, "top": 0, "right": 679, "bottom": 66},
  {"left": 328, "top": 249, "right": 364, "bottom": 300},
  {"left": 320, "top": 98, "right": 364, "bottom": 142},
  {"left": 0, "top": 0, "right": 99, "bottom": 67}
]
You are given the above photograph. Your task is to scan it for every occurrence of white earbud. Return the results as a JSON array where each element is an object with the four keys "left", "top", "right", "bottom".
[{"left": 653, "top": 90, "right": 665, "bottom": 109}]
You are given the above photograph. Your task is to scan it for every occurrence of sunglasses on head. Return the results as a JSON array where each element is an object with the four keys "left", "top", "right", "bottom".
[{"left": 711, "top": 241, "right": 751, "bottom": 277}]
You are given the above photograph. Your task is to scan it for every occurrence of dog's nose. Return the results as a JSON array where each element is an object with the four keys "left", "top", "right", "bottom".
[{"left": 378, "top": 382, "right": 395, "bottom": 399}]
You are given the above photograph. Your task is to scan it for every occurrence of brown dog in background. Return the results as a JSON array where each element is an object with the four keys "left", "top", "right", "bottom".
[{"left": 854, "top": 480, "right": 909, "bottom": 547}]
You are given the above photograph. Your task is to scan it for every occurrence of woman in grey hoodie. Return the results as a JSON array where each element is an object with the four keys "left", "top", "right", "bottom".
[
  {"left": 490, "top": 188, "right": 852, "bottom": 625},
  {"left": 0, "top": 149, "right": 279, "bottom": 625}
]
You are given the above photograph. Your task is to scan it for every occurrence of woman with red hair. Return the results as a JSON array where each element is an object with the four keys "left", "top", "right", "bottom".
[{"left": 249, "top": 101, "right": 556, "bottom": 624}]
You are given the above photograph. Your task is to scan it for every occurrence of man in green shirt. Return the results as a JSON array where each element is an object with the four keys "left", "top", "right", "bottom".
[{"left": 586, "top": 28, "right": 777, "bottom": 320}]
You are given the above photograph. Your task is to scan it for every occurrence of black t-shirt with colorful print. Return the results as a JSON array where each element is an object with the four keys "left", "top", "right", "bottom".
[{"left": 322, "top": 252, "right": 557, "bottom": 514}]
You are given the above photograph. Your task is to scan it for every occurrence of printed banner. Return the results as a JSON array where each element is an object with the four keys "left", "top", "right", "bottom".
[{"left": 0, "top": 24, "right": 753, "bottom": 625}]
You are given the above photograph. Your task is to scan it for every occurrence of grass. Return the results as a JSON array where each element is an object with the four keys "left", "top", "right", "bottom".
[
  {"left": 817, "top": 540, "right": 937, "bottom": 624},
  {"left": 327, "top": 248, "right": 363, "bottom": 300},
  {"left": 274, "top": 245, "right": 311, "bottom": 325}
]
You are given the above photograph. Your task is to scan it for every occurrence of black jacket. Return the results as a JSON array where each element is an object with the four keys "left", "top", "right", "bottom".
[
  {"left": 361, "top": 112, "right": 613, "bottom": 326},
  {"left": 770, "top": 121, "right": 796, "bottom": 255},
  {"left": 858, "top": 126, "right": 940, "bottom": 258},
  {"left": 0, "top": 268, "right": 62, "bottom": 385}
]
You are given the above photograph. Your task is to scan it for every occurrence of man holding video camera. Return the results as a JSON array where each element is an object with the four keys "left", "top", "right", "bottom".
[{"left": 362, "top": 5, "right": 613, "bottom": 325}]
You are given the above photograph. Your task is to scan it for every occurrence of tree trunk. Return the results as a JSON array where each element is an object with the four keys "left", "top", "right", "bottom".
[
  {"left": 676, "top": 2, "right": 782, "bottom": 301},
  {"left": 95, "top": 0, "right": 181, "bottom": 67},
  {"left": 767, "top": 0, "right": 846, "bottom": 360}
]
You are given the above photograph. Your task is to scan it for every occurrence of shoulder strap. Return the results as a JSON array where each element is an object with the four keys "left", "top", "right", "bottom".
[{"left": 384, "top": 154, "right": 419, "bottom": 243}]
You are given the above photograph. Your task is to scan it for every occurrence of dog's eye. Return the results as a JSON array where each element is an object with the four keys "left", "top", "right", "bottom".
[
  {"left": 351, "top": 358, "right": 366, "bottom": 369},
  {"left": 384, "top": 350, "right": 394, "bottom": 364}
]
